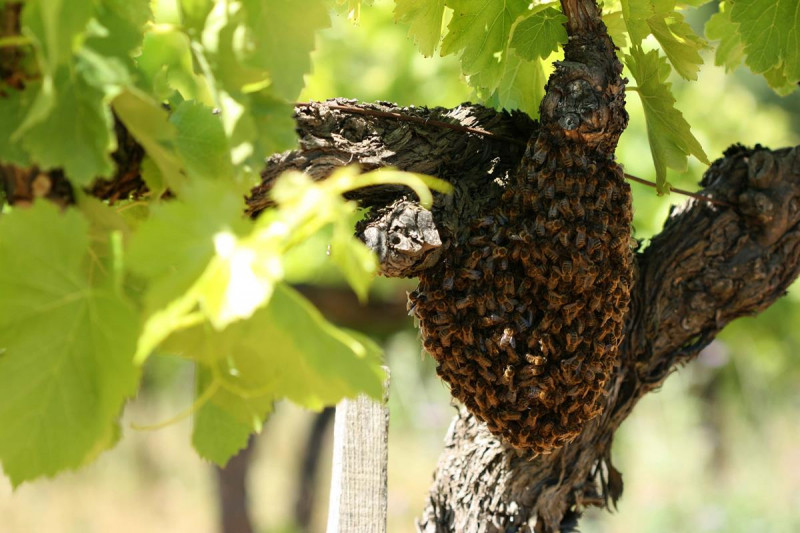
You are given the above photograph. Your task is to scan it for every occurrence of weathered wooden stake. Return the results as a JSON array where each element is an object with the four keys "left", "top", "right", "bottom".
[{"left": 326, "top": 370, "right": 390, "bottom": 533}]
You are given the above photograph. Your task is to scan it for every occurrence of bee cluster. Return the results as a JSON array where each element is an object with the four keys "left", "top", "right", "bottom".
[{"left": 410, "top": 135, "right": 633, "bottom": 454}]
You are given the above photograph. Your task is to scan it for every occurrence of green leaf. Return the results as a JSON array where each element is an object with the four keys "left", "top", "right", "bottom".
[
  {"left": 647, "top": 11, "right": 706, "bottom": 80},
  {"left": 620, "top": 0, "right": 652, "bottom": 45},
  {"left": 112, "top": 88, "right": 185, "bottom": 191},
  {"left": 87, "top": 0, "right": 151, "bottom": 65},
  {"left": 730, "top": 0, "right": 800, "bottom": 88},
  {"left": 330, "top": 222, "right": 378, "bottom": 302},
  {"left": 180, "top": 0, "right": 216, "bottom": 34},
  {"left": 183, "top": 284, "right": 384, "bottom": 466},
  {"left": 485, "top": 51, "right": 546, "bottom": 118},
  {"left": 603, "top": 11, "right": 629, "bottom": 50},
  {"left": 705, "top": 3, "right": 745, "bottom": 72},
  {"left": 128, "top": 180, "right": 249, "bottom": 313},
  {"left": 191, "top": 367, "right": 271, "bottom": 466},
  {"left": 441, "top": 0, "right": 529, "bottom": 92},
  {"left": 20, "top": 0, "right": 94, "bottom": 75},
  {"left": 15, "top": 67, "right": 117, "bottom": 185},
  {"left": 137, "top": 27, "right": 209, "bottom": 102},
  {"left": 393, "top": 0, "right": 445, "bottom": 57},
  {"left": 0, "top": 202, "right": 140, "bottom": 486},
  {"left": 0, "top": 88, "right": 34, "bottom": 166},
  {"left": 171, "top": 100, "right": 235, "bottom": 182},
  {"left": 620, "top": 0, "right": 706, "bottom": 79},
  {"left": 239, "top": 0, "right": 330, "bottom": 100},
  {"left": 625, "top": 46, "right": 709, "bottom": 192},
  {"left": 509, "top": 6, "right": 567, "bottom": 61},
  {"left": 224, "top": 90, "right": 297, "bottom": 167},
  {"left": 169, "top": 283, "right": 386, "bottom": 407},
  {"left": 333, "top": 0, "right": 374, "bottom": 21}
]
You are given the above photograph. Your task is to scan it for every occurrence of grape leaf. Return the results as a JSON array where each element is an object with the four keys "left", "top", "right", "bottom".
[
  {"left": 169, "top": 283, "right": 385, "bottom": 404},
  {"left": 603, "top": 11, "right": 629, "bottom": 51},
  {"left": 620, "top": 0, "right": 651, "bottom": 44},
  {"left": 0, "top": 88, "right": 34, "bottom": 166},
  {"left": 625, "top": 46, "right": 709, "bottom": 192},
  {"left": 180, "top": 0, "right": 216, "bottom": 34},
  {"left": 225, "top": 90, "right": 297, "bottom": 167},
  {"left": 509, "top": 6, "right": 567, "bottom": 61},
  {"left": 137, "top": 28, "right": 209, "bottom": 102},
  {"left": 620, "top": 0, "right": 706, "bottom": 80},
  {"left": 329, "top": 222, "right": 378, "bottom": 302},
  {"left": 647, "top": 12, "right": 706, "bottom": 80},
  {"left": 240, "top": 0, "right": 330, "bottom": 100},
  {"left": 112, "top": 88, "right": 185, "bottom": 191},
  {"left": 171, "top": 100, "right": 235, "bottom": 182},
  {"left": 441, "top": 0, "right": 529, "bottom": 92},
  {"left": 127, "top": 179, "right": 249, "bottom": 312},
  {"left": 20, "top": 0, "right": 94, "bottom": 75},
  {"left": 181, "top": 284, "right": 383, "bottom": 466},
  {"left": 334, "top": 0, "right": 374, "bottom": 21},
  {"left": 485, "top": 51, "right": 545, "bottom": 119},
  {"left": 393, "top": 0, "right": 446, "bottom": 57},
  {"left": 14, "top": 67, "right": 117, "bottom": 186},
  {"left": 0, "top": 203, "right": 140, "bottom": 486},
  {"left": 730, "top": 0, "right": 800, "bottom": 88},
  {"left": 705, "top": 3, "right": 745, "bottom": 72},
  {"left": 191, "top": 366, "right": 272, "bottom": 466},
  {"left": 87, "top": 0, "right": 151, "bottom": 66}
]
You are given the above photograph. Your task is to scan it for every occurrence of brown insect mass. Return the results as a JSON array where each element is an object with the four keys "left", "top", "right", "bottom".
[{"left": 410, "top": 134, "right": 633, "bottom": 454}]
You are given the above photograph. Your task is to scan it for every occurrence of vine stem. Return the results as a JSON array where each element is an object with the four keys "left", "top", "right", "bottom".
[{"left": 294, "top": 102, "right": 732, "bottom": 208}]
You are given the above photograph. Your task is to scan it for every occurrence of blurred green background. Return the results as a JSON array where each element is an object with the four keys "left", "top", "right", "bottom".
[{"left": 1, "top": 1, "right": 799, "bottom": 532}]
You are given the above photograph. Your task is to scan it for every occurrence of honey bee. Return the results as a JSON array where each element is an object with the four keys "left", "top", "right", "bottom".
[
  {"left": 455, "top": 294, "right": 474, "bottom": 310},
  {"left": 460, "top": 326, "right": 475, "bottom": 345},
  {"left": 501, "top": 364, "right": 515, "bottom": 385},
  {"left": 464, "top": 250, "right": 482, "bottom": 269},
  {"left": 474, "top": 215, "right": 494, "bottom": 229},
  {"left": 565, "top": 331, "right": 581, "bottom": 353},
  {"left": 461, "top": 269, "right": 482, "bottom": 281},
  {"left": 492, "top": 227, "right": 507, "bottom": 244},
  {"left": 499, "top": 327, "right": 515, "bottom": 349},
  {"left": 442, "top": 274, "right": 455, "bottom": 291},
  {"left": 429, "top": 313, "right": 450, "bottom": 325},
  {"left": 480, "top": 314, "right": 504, "bottom": 327},
  {"left": 469, "top": 235, "right": 489, "bottom": 246},
  {"left": 571, "top": 197, "right": 585, "bottom": 218}
]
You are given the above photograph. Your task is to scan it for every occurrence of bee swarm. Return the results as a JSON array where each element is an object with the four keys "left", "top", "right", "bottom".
[{"left": 409, "top": 136, "right": 633, "bottom": 454}]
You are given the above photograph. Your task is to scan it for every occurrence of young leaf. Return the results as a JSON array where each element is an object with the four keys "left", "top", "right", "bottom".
[
  {"left": 509, "top": 6, "right": 567, "bottom": 62},
  {"left": 620, "top": 0, "right": 707, "bottom": 80},
  {"left": 191, "top": 366, "right": 272, "bottom": 466},
  {"left": 647, "top": 12, "right": 706, "bottom": 80},
  {"left": 393, "top": 0, "right": 446, "bottom": 57},
  {"left": 112, "top": 88, "right": 185, "bottom": 191},
  {"left": 485, "top": 51, "right": 546, "bottom": 119},
  {"left": 168, "top": 283, "right": 386, "bottom": 406},
  {"left": 0, "top": 203, "right": 140, "bottom": 486},
  {"left": 14, "top": 68, "right": 117, "bottom": 186},
  {"left": 625, "top": 46, "right": 709, "bottom": 192},
  {"left": 705, "top": 3, "right": 745, "bottom": 72},
  {"left": 239, "top": 0, "right": 330, "bottom": 100},
  {"left": 441, "top": 0, "right": 529, "bottom": 92},
  {"left": 170, "top": 100, "right": 235, "bottom": 182},
  {"left": 730, "top": 0, "right": 800, "bottom": 89}
]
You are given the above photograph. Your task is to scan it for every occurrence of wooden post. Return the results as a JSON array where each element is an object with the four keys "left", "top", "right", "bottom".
[{"left": 326, "top": 370, "right": 390, "bottom": 533}]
